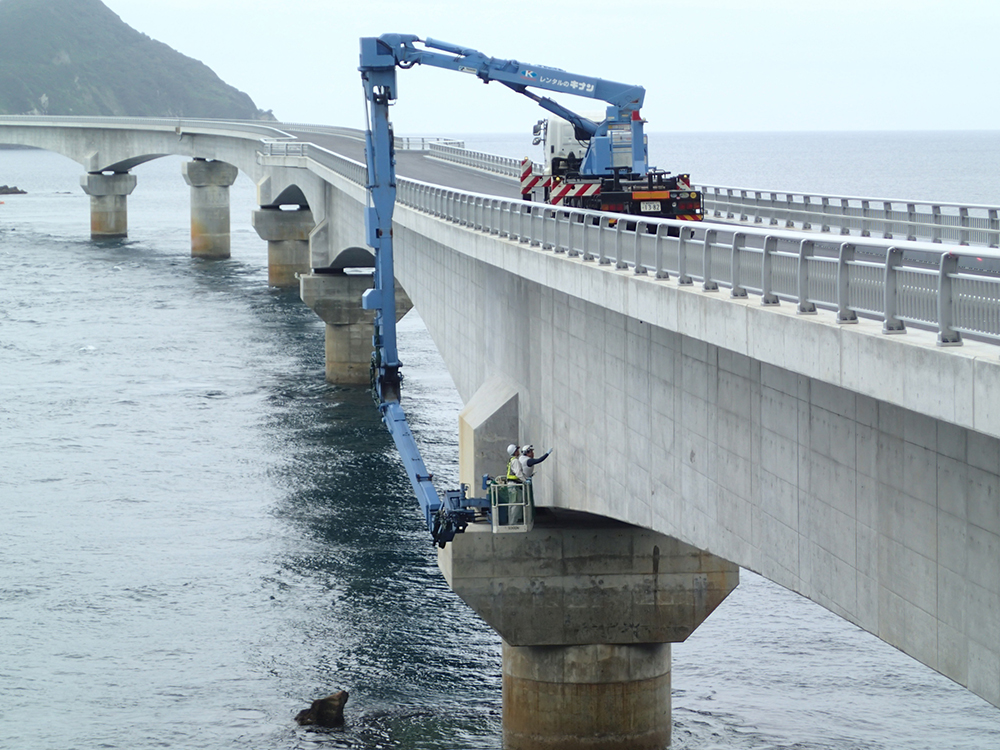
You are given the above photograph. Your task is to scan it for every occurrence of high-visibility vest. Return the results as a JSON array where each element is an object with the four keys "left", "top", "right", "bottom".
[{"left": 506, "top": 456, "right": 522, "bottom": 482}]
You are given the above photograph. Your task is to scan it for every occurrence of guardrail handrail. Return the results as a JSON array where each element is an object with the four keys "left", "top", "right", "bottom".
[
  {"left": 0, "top": 114, "right": 295, "bottom": 140},
  {"left": 409, "top": 140, "right": 1000, "bottom": 251},
  {"left": 426, "top": 142, "right": 526, "bottom": 178},
  {"left": 699, "top": 184, "right": 1000, "bottom": 250}
]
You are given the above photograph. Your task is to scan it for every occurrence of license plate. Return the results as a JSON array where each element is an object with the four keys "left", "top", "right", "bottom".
[{"left": 640, "top": 201, "right": 661, "bottom": 213}]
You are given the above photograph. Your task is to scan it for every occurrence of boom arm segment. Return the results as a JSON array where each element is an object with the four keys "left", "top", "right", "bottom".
[
  {"left": 357, "top": 35, "right": 485, "bottom": 547},
  {"left": 360, "top": 34, "right": 646, "bottom": 167}
]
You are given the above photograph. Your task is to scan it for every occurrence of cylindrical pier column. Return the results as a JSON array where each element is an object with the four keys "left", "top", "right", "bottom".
[
  {"left": 503, "top": 642, "right": 672, "bottom": 750},
  {"left": 182, "top": 159, "right": 238, "bottom": 259},
  {"left": 251, "top": 208, "right": 314, "bottom": 287},
  {"left": 80, "top": 172, "right": 137, "bottom": 238}
]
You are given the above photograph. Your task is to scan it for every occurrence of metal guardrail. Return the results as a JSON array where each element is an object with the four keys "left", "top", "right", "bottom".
[
  {"left": 397, "top": 137, "right": 465, "bottom": 151},
  {"left": 416, "top": 142, "right": 1000, "bottom": 253},
  {"left": 393, "top": 184, "right": 1000, "bottom": 351},
  {"left": 427, "top": 143, "right": 525, "bottom": 178},
  {"left": 700, "top": 186, "right": 1000, "bottom": 250},
  {"left": 258, "top": 141, "right": 1000, "bottom": 351},
  {"left": 0, "top": 114, "right": 295, "bottom": 140}
]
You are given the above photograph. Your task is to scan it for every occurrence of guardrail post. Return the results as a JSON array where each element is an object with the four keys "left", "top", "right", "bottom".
[
  {"left": 820, "top": 197, "right": 831, "bottom": 233},
  {"left": 836, "top": 243, "right": 858, "bottom": 323},
  {"left": 552, "top": 210, "right": 564, "bottom": 253},
  {"left": 615, "top": 220, "right": 629, "bottom": 269},
  {"left": 840, "top": 198, "right": 852, "bottom": 235},
  {"left": 541, "top": 207, "right": 553, "bottom": 250},
  {"left": 906, "top": 203, "right": 917, "bottom": 241},
  {"left": 739, "top": 190, "right": 748, "bottom": 222},
  {"left": 990, "top": 208, "right": 999, "bottom": 248},
  {"left": 797, "top": 239, "right": 817, "bottom": 314},
  {"left": 861, "top": 200, "right": 872, "bottom": 237},
  {"left": 883, "top": 246, "right": 906, "bottom": 333},
  {"left": 931, "top": 205, "right": 943, "bottom": 243},
  {"left": 634, "top": 221, "right": 648, "bottom": 274},
  {"left": 598, "top": 215, "right": 613, "bottom": 264},
  {"left": 712, "top": 187, "right": 723, "bottom": 219},
  {"left": 761, "top": 236, "right": 779, "bottom": 306},
  {"left": 883, "top": 201, "right": 894, "bottom": 239},
  {"left": 801, "top": 196, "right": 812, "bottom": 230},
  {"left": 567, "top": 212, "right": 581, "bottom": 257},
  {"left": 937, "top": 252, "right": 963, "bottom": 346},
  {"left": 730, "top": 232, "right": 748, "bottom": 298},
  {"left": 959, "top": 207, "right": 970, "bottom": 246},
  {"left": 726, "top": 189, "right": 736, "bottom": 220},
  {"left": 703, "top": 229, "right": 719, "bottom": 291},
  {"left": 675, "top": 227, "right": 692, "bottom": 285},
  {"left": 784, "top": 194, "right": 795, "bottom": 228},
  {"left": 581, "top": 214, "right": 597, "bottom": 261},
  {"left": 769, "top": 193, "right": 780, "bottom": 226},
  {"left": 654, "top": 223, "right": 671, "bottom": 279}
]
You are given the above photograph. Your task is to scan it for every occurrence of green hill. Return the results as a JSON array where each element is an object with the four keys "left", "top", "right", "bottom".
[{"left": 0, "top": 0, "right": 273, "bottom": 119}]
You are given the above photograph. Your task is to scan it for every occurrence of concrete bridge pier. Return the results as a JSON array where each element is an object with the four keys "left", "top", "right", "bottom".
[
  {"left": 440, "top": 512, "right": 737, "bottom": 750},
  {"left": 299, "top": 271, "right": 412, "bottom": 384},
  {"left": 182, "top": 159, "right": 238, "bottom": 259},
  {"left": 251, "top": 207, "right": 314, "bottom": 287},
  {"left": 447, "top": 381, "right": 739, "bottom": 749},
  {"left": 80, "top": 172, "right": 137, "bottom": 238}
]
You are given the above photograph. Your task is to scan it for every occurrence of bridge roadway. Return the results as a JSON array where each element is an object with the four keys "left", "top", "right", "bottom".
[
  {"left": 282, "top": 127, "right": 522, "bottom": 199},
  {"left": 3, "top": 116, "right": 1000, "bottom": 748}
]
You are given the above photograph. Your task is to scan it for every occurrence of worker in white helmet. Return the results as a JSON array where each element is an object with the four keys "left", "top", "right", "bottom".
[
  {"left": 518, "top": 444, "right": 552, "bottom": 479},
  {"left": 506, "top": 444, "right": 525, "bottom": 482}
]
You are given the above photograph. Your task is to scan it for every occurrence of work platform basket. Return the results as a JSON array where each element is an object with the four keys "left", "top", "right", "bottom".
[{"left": 488, "top": 480, "right": 534, "bottom": 533}]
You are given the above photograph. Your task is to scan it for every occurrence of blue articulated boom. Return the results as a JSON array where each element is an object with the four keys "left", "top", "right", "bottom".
[
  {"left": 358, "top": 34, "right": 488, "bottom": 548},
  {"left": 361, "top": 35, "right": 649, "bottom": 176},
  {"left": 357, "top": 34, "right": 650, "bottom": 545}
]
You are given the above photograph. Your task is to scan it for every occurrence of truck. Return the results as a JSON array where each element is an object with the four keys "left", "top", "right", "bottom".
[{"left": 523, "top": 116, "right": 703, "bottom": 220}]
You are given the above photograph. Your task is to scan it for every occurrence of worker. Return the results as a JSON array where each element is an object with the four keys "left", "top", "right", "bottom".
[
  {"left": 506, "top": 444, "right": 525, "bottom": 482},
  {"left": 518, "top": 444, "right": 551, "bottom": 480}
]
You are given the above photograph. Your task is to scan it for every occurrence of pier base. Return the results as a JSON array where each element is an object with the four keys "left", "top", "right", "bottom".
[
  {"left": 182, "top": 159, "right": 238, "bottom": 259},
  {"left": 80, "top": 172, "right": 137, "bottom": 238},
  {"left": 503, "top": 642, "right": 671, "bottom": 750},
  {"left": 252, "top": 208, "right": 314, "bottom": 287}
]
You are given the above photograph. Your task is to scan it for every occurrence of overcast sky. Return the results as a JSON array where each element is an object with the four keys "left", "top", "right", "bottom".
[{"left": 104, "top": 0, "right": 997, "bottom": 135}]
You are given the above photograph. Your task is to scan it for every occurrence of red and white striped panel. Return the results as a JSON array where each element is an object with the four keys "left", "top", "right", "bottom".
[{"left": 549, "top": 181, "right": 601, "bottom": 205}]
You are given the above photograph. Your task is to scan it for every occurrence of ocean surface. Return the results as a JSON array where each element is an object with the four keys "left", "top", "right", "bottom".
[{"left": 2, "top": 131, "right": 999, "bottom": 750}]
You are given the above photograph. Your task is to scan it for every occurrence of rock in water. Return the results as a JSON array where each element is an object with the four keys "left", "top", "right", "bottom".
[{"left": 295, "top": 691, "right": 349, "bottom": 727}]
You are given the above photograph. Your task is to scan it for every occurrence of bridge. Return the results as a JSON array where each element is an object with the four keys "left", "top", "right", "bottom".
[{"left": 3, "top": 115, "right": 1000, "bottom": 749}]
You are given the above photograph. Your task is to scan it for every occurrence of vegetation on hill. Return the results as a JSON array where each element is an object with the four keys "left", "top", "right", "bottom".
[{"left": 0, "top": 0, "right": 273, "bottom": 119}]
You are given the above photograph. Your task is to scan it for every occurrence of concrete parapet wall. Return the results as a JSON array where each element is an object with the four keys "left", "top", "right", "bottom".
[{"left": 392, "top": 205, "right": 1000, "bottom": 708}]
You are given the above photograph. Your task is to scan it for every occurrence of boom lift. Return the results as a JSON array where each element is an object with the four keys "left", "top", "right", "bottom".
[{"left": 357, "top": 34, "right": 693, "bottom": 546}]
